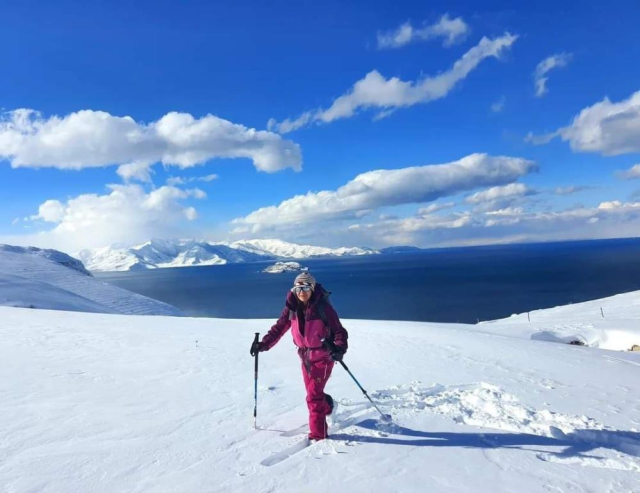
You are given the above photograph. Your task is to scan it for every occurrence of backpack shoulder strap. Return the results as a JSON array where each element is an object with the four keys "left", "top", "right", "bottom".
[
  {"left": 317, "top": 298, "right": 329, "bottom": 327},
  {"left": 317, "top": 293, "right": 334, "bottom": 342}
]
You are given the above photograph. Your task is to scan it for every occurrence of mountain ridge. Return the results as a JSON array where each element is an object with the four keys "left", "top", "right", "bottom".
[{"left": 76, "top": 238, "right": 380, "bottom": 272}]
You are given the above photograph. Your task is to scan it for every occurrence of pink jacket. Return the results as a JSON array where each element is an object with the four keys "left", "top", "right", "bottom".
[{"left": 261, "top": 284, "right": 348, "bottom": 362}]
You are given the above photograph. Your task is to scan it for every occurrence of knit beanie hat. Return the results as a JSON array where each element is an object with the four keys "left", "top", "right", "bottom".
[{"left": 292, "top": 272, "right": 316, "bottom": 291}]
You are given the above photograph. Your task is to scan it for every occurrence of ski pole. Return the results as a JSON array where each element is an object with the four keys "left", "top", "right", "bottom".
[
  {"left": 322, "top": 338, "right": 392, "bottom": 422},
  {"left": 253, "top": 332, "right": 259, "bottom": 429}
]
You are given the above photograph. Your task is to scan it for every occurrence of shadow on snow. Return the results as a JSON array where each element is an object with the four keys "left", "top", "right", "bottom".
[{"left": 329, "top": 419, "right": 640, "bottom": 459}]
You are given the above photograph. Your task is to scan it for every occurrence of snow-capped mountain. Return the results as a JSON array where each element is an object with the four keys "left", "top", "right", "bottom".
[
  {"left": 0, "top": 244, "right": 181, "bottom": 316},
  {"left": 76, "top": 239, "right": 271, "bottom": 272},
  {"left": 76, "top": 238, "right": 380, "bottom": 272},
  {"left": 229, "top": 238, "right": 378, "bottom": 259}
]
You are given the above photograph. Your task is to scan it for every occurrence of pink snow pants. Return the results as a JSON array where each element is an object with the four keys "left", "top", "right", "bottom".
[{"left": 301, "top": 357, "right": 334, "bottom": 440}]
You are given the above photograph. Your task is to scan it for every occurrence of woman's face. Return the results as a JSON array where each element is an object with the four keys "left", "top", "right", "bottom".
[{"left": 295, "top": 286, "right": 312, "bottom": 303}]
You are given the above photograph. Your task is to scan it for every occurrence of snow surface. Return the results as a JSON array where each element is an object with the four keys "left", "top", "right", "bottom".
[
  {"left": 0, "top": 245, "right": 181, "bottom": 316},
  {"left": 478, "top": 290, "right": 640, "bottom": 351},
  {"left": 1, "top": 301, "right": 638, "bottom": 492},
  {"left": 76, "top": 238, "right": 379, "bottom": 272}
]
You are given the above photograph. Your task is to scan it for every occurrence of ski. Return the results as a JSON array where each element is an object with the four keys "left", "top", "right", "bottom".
[
  {"left": 260, "top": 437, "right": 311, "bottom": 466},
  {"left": 280, "top": 423, "right": 308, "bottom": 437}
]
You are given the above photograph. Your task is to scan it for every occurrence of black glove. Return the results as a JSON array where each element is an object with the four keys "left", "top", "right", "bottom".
[
  {"left": 330, "top": 347, "right": 345, "bottom": 362},
  {"left": 250, "top": 340, "right": 264, "bottom": 357}
]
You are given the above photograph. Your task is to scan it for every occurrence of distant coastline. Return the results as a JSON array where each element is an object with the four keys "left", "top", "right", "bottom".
[{"left": 96, "top": 237, "right": 640, "bottom": 324}]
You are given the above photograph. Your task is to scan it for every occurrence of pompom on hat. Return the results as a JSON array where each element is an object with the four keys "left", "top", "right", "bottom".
[{"left": 291, "top": 272, "right": 316, "bottom": 292}]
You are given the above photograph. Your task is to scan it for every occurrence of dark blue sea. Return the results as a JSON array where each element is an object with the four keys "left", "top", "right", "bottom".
[{"left": 96, "top": 238, "right": 640, "bottom": 324}]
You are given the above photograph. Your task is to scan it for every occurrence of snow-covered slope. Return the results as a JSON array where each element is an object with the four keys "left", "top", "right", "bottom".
[
  {"left": 0, "top": 245, "right": 181, "bottom": 316},
  {"left": 477, "top": 290, "right": 640, "bottom": 351},
  {"left": 1, "top": 302, "right": 638, "bottom": 492},
  {"left": 76, "top": 238, "right": 380, "bottom": 272}
]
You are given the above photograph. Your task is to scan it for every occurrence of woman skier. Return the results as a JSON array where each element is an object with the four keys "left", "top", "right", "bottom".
[{"left": 250, "top": 272, "right": 348, "bottom": 441}]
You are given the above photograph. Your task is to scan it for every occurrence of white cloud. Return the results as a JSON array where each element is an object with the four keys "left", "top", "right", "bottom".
[
  {"left": 342, "top": 199, "right": 640, "bottom": 249},
  {"left": 30, "top": 199, "right": 66, "bottom": 223},
  {"left": 417, "top": 202, "right": 455, "bottom": 215},
  {"left": 117, "top": 161, "right": 155, "bottom": 183},
  {"left": 534, "top": 53, "right": 572, "bottom": 97},
  {"left": 15, "top": 184, "right": 206, "bottom": 251},
  {"left": 491, "top": 96, "right": 506, "bottom": 113},
  {"left": 233, "top": 153, "right": 536, "bottom": 231},
  {"left": 198, "top": 174, "right": 218, "bottom": 182},
  {"left": 269, "top": 33, "right": 518, "bottom": 133},
  {"left": 616, "top": 164, "right": 640, "bottom": 180},
  {"left": 523, "top": 131, "right": 556, "bottom": 145},
  {"left": 597, "top": 200, "right": 624, "bottom": 210},
  {"left": 553, "top": 185, "right": 594, "bottom": 195},
  {"left": 0, "top": 109, "right": 302, "bottom": 174},
  {"left": 377, "top": 14, "right": 469, "bottom": 49},
  {"left": 167, "top": 173, "right": 219, "bottom": 186},
  {"left": 465, "top": 183, "right": 536, "bottom": 213},
  {"left": 527, "top": 89, "right": 640, "bottom": 155},
  {"left": 166, "top": 176, "right": 187, "bottom": 186},
  {"left": 466, "top": 183, "right": 534, "bottom": 204}
]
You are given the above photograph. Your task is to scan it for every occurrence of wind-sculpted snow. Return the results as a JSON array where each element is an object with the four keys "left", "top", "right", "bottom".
[{"left": 0, "top": 246, "right": 181, "bottom": 316}]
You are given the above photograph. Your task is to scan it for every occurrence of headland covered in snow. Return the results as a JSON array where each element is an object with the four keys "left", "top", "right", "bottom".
[
  {"left": 75, "top": 238, "right": 379, "bottom": 272},
  {"left": 0, "top": 244, "right": 639, "bottom": 492}
]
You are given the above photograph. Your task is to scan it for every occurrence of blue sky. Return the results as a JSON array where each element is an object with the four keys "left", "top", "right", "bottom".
[{"left": 2, "top": 0, "right": 640, "bottom": 252}]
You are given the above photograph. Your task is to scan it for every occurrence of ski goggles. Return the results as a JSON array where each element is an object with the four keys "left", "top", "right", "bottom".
[{"left": 292, "top": 285, "right": 313, "bottom": 293}]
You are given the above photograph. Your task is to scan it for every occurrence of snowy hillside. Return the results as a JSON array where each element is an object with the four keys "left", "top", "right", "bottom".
[
  {"left": 0, "top": 245, "right": 181, "bottom": 316},
  {"left": 478, "top": 290, "right": 640, "bottom": 351},
  {"left": 76, "top": 238, "right": 379, "bottom": 272},
  {"left": 1, "top": 300, "right": 638, "bottom": 492}
]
